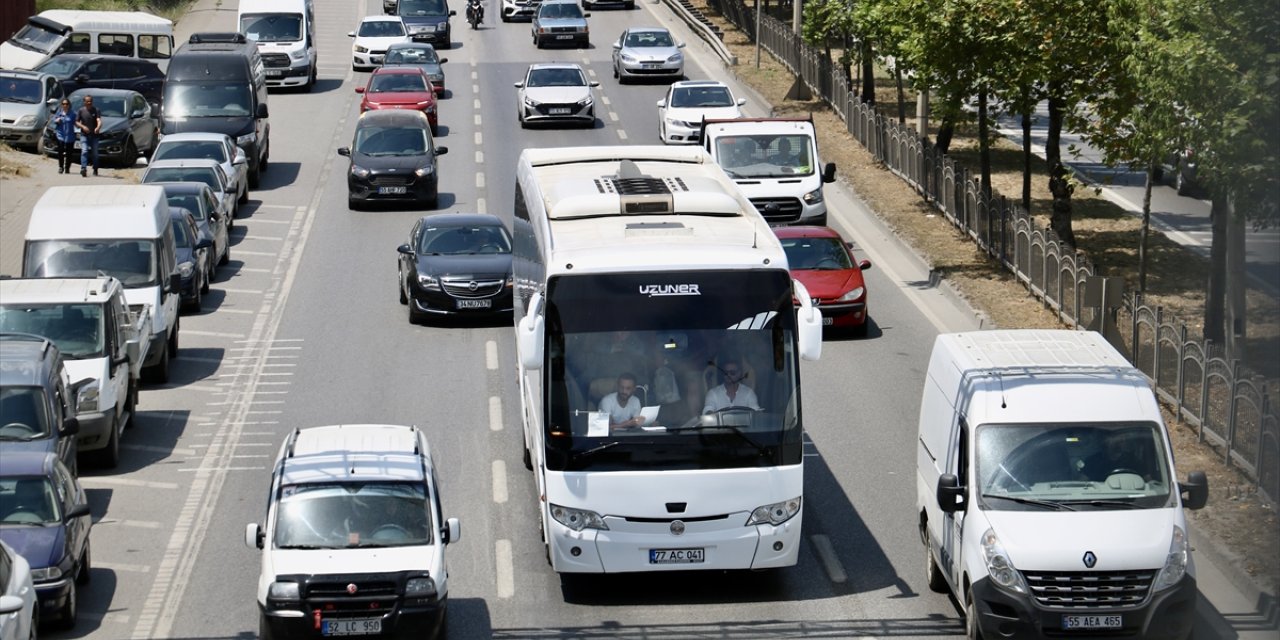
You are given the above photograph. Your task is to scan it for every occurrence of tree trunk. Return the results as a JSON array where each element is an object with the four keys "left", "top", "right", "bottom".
[
  {"left": 841, "top": 34, "right": 853, "bottom": 86},
  {"left": 1138, "top": 163, "right": 1155, "bottom": 298},
  {"left": 895, "top": 64, "right": 906, "bottom": 125},
  {"left": 860, "top": 41, "right": 875, "bottom": 105},
  {"left": 1205, "top": 195, "right": 1227, "bottom": 344},
  {"left": 1225, "top": 194, "right": 1247, "bottom": 357},
  {"left": 1021, "top": 112, "right": 1032, "bottom": 211},
  {"left": 936, "top": 119, "right": 955, "bottom": 155},
  {"left": 977, "top": 87, "right": 991, "bottom": 200},
  {"left": 1045, "top": 94, "right": 1076, "bottom": 247}
]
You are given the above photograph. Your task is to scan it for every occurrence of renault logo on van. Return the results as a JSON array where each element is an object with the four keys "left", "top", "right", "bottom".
[
  {"left": 640, "top": 284, "right": 701, "bottom": 297},
  {"left": 670, "top": 520, "right": 686, "bottom": 536},
  {"left": 1082, "top": 551, "right": 1097, "bottom": 568}
]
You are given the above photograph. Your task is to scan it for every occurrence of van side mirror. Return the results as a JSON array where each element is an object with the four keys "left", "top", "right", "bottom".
[
  {"left": 245, "top": 522, "right": 264, "bottom": 549},
  {"left": 936, "top": 473, "right": 966, "bottom": 513},
  {"left": 256, "top": 103, "right": 269, "bottom": 118},
  {"left": 64, "top": 502, "right": 90, "bottom": 520},
  {"left": 822, "top": 162, "right": 836, "bottom": 183},
  {"left": 168, "top": 273, "right": 182, "bottom": 293},
  {"left": 518, "top": 294, "right": 545, "bottom": 370},
  {"left": 1180, "top": 471, "right": 1208, "bottom": 510},
  {"left": 196, "top": 237, "right": 213, "bottom": 250},
  {"left": 62, "top": 416, "right": 80, "bottom": 436},
  {"left": 434, "top": 146, "right": 448, "bottom": 155},
  {"left": 791, "top": 280, "right": 822, "bottom": 361},
  {"left": 443, "top": 517, "right": 461, "bottom": 544}
]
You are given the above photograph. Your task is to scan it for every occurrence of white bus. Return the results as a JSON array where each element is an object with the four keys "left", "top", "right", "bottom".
[{"left": 513, "top": 146, "right": 823, "bottom": 573}]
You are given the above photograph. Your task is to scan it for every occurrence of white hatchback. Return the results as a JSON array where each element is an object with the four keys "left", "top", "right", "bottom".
[
  {"left": 0, "top": 539, "right": 36, "bottom": 640},
  {"left": 349, "top": 16, "right": 412, "bottom": 71},
  {"left": 151, "top": 132, "right": 249, "bottom": 207},
  {"left": 656, "top": 80, "right": 745, "bottom": 144}
]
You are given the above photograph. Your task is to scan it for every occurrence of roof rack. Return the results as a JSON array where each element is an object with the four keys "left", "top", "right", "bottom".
[
  {"left": 0, "top": 332, "right": 55, "bottom": 356},
  {"left": 284, "top": 427, "right": 301, "bottom": 458},
  {"left": 189, "top": 32, "right": 247, "bottom": 44}
]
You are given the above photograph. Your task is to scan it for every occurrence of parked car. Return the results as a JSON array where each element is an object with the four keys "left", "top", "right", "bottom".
[
  {"left": 170, "top": 208, "right": 213, "bottom": 312},
  {"left": 141, "top": 159, "right": 238, "bottom": 220},
  {"left": 41, "top": 88, "right": 158, "bottom": 167},
  {"left": 0, "top": 69, "right": 61, "bottom": 152},
  {"left": 338, "top": 110, "right": 448, "bottom": 210},
  {"left": 0, "top": 334, "right": 80, "bottom": 476},
  {"left": 514, "top": 63, "right": 597, "bottom": 128},
  {"left": 657, "top": 80, "right": 744, "bottom": 144},
  {"left": 611, "top": 27, "right": 684, "bottom": 83},
  {"left": 531, "top": 0, "right": 590, "bottom": 48},
  {"left": 382, "top": 42, "right": 447, "bottom": 96},
  {"left": 396, "top": 213, "right": 513, "bottom": 323},
  {"left": 349, "top": 16, "right": 411, "bottom": 71},
  {"left": 774, "top": 226, "right": 872, "bottom": 337},
  {"left": 155, "top": 182, "right": 233, "bottom": 268},
  {"left": 393, "top": 0, "right": 456, "bottom": 51},
  {"left": 0, "top": 452, "right": 92, "bottom": 631},
  {"left": 150, "top": 132, "right": 249, "bottom": 206},
  {"left": 32, "top": 53, "right": 165, "bottom": 106},
  {"left": 0, "top": 539, "right": 37, "bottom": 640},
  {"left": 356, "top": 66, "right": 439, "bottom": 134}
]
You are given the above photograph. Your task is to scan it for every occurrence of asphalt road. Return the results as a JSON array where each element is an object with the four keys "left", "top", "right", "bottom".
[{"left": 3, "top": 1, "right": 1270, "bottom": 639}]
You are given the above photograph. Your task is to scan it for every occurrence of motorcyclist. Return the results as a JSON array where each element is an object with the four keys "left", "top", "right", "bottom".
[{"left": 466, "top": 0, "right": 484, "bottom": 26}]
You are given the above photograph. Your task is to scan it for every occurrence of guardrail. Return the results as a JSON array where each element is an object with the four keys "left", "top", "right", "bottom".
[{"left": 661, "top": 0, "right": 737, "bottom": 66}]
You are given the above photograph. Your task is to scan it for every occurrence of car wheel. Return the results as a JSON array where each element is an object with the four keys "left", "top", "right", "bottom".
[
  {"left": 501, "top": 12, "right": 510, "bottom": 22},
  {"left": 122, "top": 138, "right": 137, "bottom": 169},
  {"left": 1175, "top": 171, "right": 1192, "bottom": 196},
  {"left": 534, "top": 34, "right": 541, "bottom": 48},
  {"left": 123, "top": 380, "right": 137, "bottom": 431},
  {"left": 426, "top": 190, "right": 439, "bottom": 209},
  {"left": 626, "top": 0, "right": 635, "bottom": 8},
  {"left": 407, "top": 299, "right": 425, "bottom": 325},
  {"left": 77, "top": 540, "right": 92, "bottom": 585},
  {"left": 238, "top": 183, "right": 249, "bottom": 204},
  {"left": 220, "top": 243, "right": 231, "bottom": 266},
  {"left": 852, "top": 319, "right": 869, "bottom": 338},
  {"left": 143, "top": 342, "right": 170, "bottom": 384},
  {"left": 201, "top": 265, "right": 211, "bottom": 293},
  {"left": 431, "top": 123, "right": 439, "bottom": 137},
  {"left": 91, "top": 411, "right": 121, "bottom": 469},
  {"left": 925, "top": 544, "right": 947, "bottom": 593},
  {"left": 398, "top": 268, "right": 408, "bottom": 305},
  {"left": 965, "top": 587, "right": 983, "bottom": 640},
  {"left": 523, "top": 443, "right": 532, "bottom": 470},
  {"left": 186, "top": 280, "right": 203, "bottom": 313},
  {"left": 348, "top": 197, "right": 361, "bottom": 211},
  {"left": 259, "top": 612, "right": 276, "bottom": 640},
  {"left": 248, "top": 166, "right": 261, "bottom": 189},
  {"left": 57, "top": 580, "right": 78, "bottom": 629}
]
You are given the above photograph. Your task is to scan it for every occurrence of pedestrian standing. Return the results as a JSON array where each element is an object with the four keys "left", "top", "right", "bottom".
[
  {"left": 75, "top": 94, "right": 102, "bottom": 177},
  {"left": 51, "top": 99, "right": 77, "bottom": 174}
]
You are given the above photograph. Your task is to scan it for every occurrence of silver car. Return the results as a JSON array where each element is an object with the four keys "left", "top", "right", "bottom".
[
  {"left": 151, "top": 132, "right": 250, "bottom": 208},
  {"left": 515, "top": 63, "right": 598, "bottom": 127},
  {"left": 612, "top": 27, "right": 685, "bottom": 84},
  {"left": 0, "top": 70, "right": 61, "bottom": 152},
  {"left": 531, "top": 0, "right": 589, "bottom": 48},
  {"left": 383, "top": 42, "right": 448, "bottom": 97}
]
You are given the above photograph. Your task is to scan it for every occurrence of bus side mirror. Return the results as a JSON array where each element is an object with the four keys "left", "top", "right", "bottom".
[
  {"left": 792, "top": 279, "right": 822, "bottom": 361},
  {"left": 517, "top": 295, "right": 545, "bottom": 370},
  {"left": 1180, "top": 471, "right": 1208, "bottom": 510},
  {"left": 937, "top": 473, "right": 966, "bottom": 513}
]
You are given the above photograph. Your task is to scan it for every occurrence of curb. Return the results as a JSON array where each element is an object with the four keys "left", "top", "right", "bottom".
[{"left": 1188, "top": 519, "right": 1273, "bottom": 609}]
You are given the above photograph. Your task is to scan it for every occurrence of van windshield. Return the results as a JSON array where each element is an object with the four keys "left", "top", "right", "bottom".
[
  {"left": 976, "top": 422, "right": 1175, "bottom": 510},
  {"left": 9, "top": 24, "right": 63, "bottom": 54},
  {"left": 0, "top": 78, "right": 43, "bottom": 104},
  {"left": 240, "top": 14, "right": 303, "bottom": 43},
  {"left": 715, "top": 134, "right": 815, "bottom": 178},
  {"left": 399, "top": 0, "right": 449, "bottom": 17},
  {"left": 24, "top": 239, "right": 160, "bottom": 288},
  {"left": 163, "top": 83, "right": 252, "bottom": 118},
  {"left": 0, "top": 304, "right": 105, "bottom": 359},
  {"left": 273, "top": 482, "right": 433, "bottom": 549}
]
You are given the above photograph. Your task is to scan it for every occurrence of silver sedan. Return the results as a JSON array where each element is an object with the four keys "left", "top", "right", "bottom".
[{"left": 612, "top": 27, "right": 685, "bottom": 84}]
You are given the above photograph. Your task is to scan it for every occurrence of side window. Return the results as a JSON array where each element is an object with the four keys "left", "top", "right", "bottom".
[
  {"left": 162, "top": 225, "right": 178, "bottom": 275},
  {"left": 138, "top": 35, "right": 172, "bottom": 59},
  {"left": 98, "top": 34, "right": 135, "bottom": 57},
  {"left": 85, "top": 61, "right": 110, "bottom": 80},
  {"left": 956, "top": 418, "right": 969, "bottom": 488},
  {"left": 65, "top": 33, "right": 91, "bottom": 54},
  {"left": 46, "top": 77, "right": 60, "bottom": 100},
  {"left": 53, "top": 465, "right": 71, "bottom": 508},
  {"left": 203, "top": 190, "right": 218, "bottom": 217},
  {"left": 118, "top": 62, "right": 141, "bottom": 80},
  {"left": 133, "top": 94, "right": 146, "bottom": 115},
  {"left": 0, "top": 543, "right": 11, "bottom": 589}
]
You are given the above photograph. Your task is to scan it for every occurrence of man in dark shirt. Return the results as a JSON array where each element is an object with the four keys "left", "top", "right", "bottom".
[{"left": 75, "top": 94, "right": 102, "bottom": 177}]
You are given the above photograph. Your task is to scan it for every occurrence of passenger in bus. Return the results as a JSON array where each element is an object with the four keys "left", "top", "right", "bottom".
[
  {"left": 703, "top": 358, "right": 761, "bottom": 413},
  {"left": 599, "top": 372, "right": 645, "bottom": 431}
]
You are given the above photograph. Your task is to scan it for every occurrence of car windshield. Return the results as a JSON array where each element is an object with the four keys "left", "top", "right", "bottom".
[
  {"left": 77, "top": 95, "right": 127, "bottom": 117},
  {"left": 0, "top": 78, "right": 42, "bottom": 104},
  {"left": 355, "top": 125, "right": 430, "bottom": 157},
  {"left": 0, "top": 304, "right": 104, "bottom": 359},
  {"left": 165, "top": 193, "right": 210, "bottom": 221},
  {"left": 240, "top": 14, "right": 303, "bottom": 42},
  {"left": 171, "top": 217, "right": 193, "bottom": 248},
  {"left": 715, "top": 134, "right": 814, "bottom": 178},
  {"left": 526, "top": 68, "right": 584, "bottom": 88},
  {"left": 162, "top": 83, "right": 252, "bottom": 118},
  {"left": 369, "top": 73, "right": 427, "bottom": 93},
  {"left": 670, "top": 86, "right": 732, "bottom": 109},
  {"left": 399, "top": 0, "right": 448, "bottom": 16},
  {"left": 0, "top": 387, "right": 51, "bottom": 442},
  {"left": 977, "top": 422, "right": 1175, "bottom": 510},
  {"left": 359, "top": 20, "right": 406, "bottom": 37},
  {"left": 273, "top": 482, "right": 433, "bottom": 549},
  {"left": 10, "top": 24, "right": 63, "bottom": 54},
  {"left": 539, "top": 3, "right": 583, "bottom": 19},
  {"left": 417, "top": 223, "right": 511, "bottom": 255},
  {"left": 778, "top": 236, "right": 852, "bottom": 271},
  {"left": 34, "top": 57, "right": 80, "bottom": 78},
  {"left": 384, "top": 45, "right": 438, "bottom": 65},
  {"left": 154, "top": 141, "right": 227, "bottom": 164},
  {"left": 625, "top": 31, "right": 673, "bottom": 47},
  {"left": 24, "top": 239, "right": 161, "bottom": 288},
  {"left": 145, "top": 168, "right": 219, "bottom": 191},
  {"left": 0, "top": 477, "right": 59, "bottom": 525}
]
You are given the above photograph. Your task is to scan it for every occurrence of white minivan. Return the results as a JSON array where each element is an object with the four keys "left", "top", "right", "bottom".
[
  {"left": 22, "top": 185, "right": 181, "bottom": 384},
  {"left": 701, "top": 117, "right": 837, "bottom": 226},
  {"left": 238, "top": 0, "right": 317, "bottom": 90},
  {"left": 0, "top": 10, "right": 174, "bottom": 71},
  {"left": 917, "top": 330, "right": 1207, "bottom": 640}
]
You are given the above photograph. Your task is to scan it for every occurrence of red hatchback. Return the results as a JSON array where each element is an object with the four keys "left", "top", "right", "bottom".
[
  {"left": 355, "top": 67, "right": 439, "bottom": 135},
  {"left": 774, "top": 225, "right": 873, "bottom": 336}
]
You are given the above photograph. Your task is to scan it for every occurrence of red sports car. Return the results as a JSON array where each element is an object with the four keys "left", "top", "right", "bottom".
[
  {"left": 355, "top": 66, "right": 439, "bottom": 135},
  {"left": 774, "top": 225, "right": 873, "bottom": 336}
]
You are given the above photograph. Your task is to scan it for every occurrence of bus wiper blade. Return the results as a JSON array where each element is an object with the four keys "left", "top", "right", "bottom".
[
  {"left": 572, "top": 440, "right": 621, "bottom": 461},
  {"left": 1058, "top": 499, "right": 1141, "bottom": 509},
  {"left": 980, "top": 494, "right": 1076, "bottom": 511},
  {"left": 667, "top": 424, "right": 770, "bottom": 457}
]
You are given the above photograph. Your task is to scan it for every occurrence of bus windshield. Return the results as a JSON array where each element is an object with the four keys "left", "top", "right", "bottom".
[{"left": 543, "top": 270, "right": 802, "bottom": 472}]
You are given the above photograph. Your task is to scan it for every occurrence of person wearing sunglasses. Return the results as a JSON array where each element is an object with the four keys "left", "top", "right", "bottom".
[
  {"left": 51, "top": 99, "right": 77, "bottom": 174},
  {"left": 703, "top": 357, "right": 761, "bottom": 414}
]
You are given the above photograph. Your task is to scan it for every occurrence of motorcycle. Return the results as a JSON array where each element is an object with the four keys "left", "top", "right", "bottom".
[{"left": 466, "top": 1, "right": 483, "bottom": 29}]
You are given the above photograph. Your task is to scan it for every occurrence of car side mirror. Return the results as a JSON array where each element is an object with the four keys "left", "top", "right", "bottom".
[
  {"left": 678, "top": 42, "right": 686, "bottom": 48},
  {"left": 435, "top": 146, "right": 448, "bottom": 155},
  {"left": 612, "top": 43, "right": 621, "bottom": 50},
  {"left": 338, "top": 147, "right": 351, "bottom": 157},
  {"left": 449, "top": 9, "right": 457, "bottom": 15},
  {"left": 656, "top": 99, "right": 665, "bottom": 108},
  {"left": 936, "top": 473, "right": 966, "bottom": 514},
  {"left": 64, "top": 502, "right": 91, "bottom": 520},
  {"left": 736, "top": 98, "right": 747, "bottom": 106},
  {"left": 443, "top": 517, "right": 461, "bottom": 544},
  {"left": 245, "top": 522, "right": 265, "bottom": 549},
  {"left": 513, "top": 82, "right": 524, "bottom": 88},
  {"left": 1180, "top": 471, "right": 1209, "bottom": 510},
  {"left": 348, "top": 31, "right": 356, "bottom": 37},
  {"left": 0, "top": 595, "right": 22, "bottom": 616},
  {"left": 196, "top": 237, "right": 213, "bottom": 249},
  {"left": 256, "top": 103, "right": 269, "bottom": 118},
  {"left": 355, "top": 86, "right": 365, "bottom": 94},
  {"left": 822, "top": 162, "right": 836, "bottom": 183},
  {"left": 168, "top": 272, "right": 182, "bottom": 293},
  {"left": 234, "top": 148, "right": 247, "bottom": 165},
  {"left": 589, "top": 80, "right": 599, "bottom": 87},
  {"left": 858, "top": 259, "right": 872, "bottom": 271},
  {"left": 397, "top": 243, "right": 413, "bottom": 255},
  {"left": 439, "top": 58, "right": 448, "bottom": 64},
  {"left": 62, "top": 416, "right": 80, "bottom": 436},
  {"left": 583, "top": 12, "right": 591, "bottom": 17}
]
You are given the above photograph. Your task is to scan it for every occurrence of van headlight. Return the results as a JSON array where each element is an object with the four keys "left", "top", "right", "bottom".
[
  {"left": 77, "top": 380, "right": 101, "bottom": 412},
  {"left": 1153, "top": 525, "right": 1188, "bottom": 591},
  {"left": 289, "top": 48, "right": 306, "bottom": 60},
  {"left": 405, "top": 576, "right": 437, "bottom": 597},
  {"left": 236, "top": 132, "right": 256, "bottom": 146},
  {"left": 15, "top": 114, "right": 37, "bottom": 128},
  {"left": 549, "top": 504, "right": 608, "bottom": 531},
  {"left": 803, "top": 187, "right": 824, "bottom": 204},
  {"left": 746, "top": 496, "right": 801, "bottom": 526},
  {"left": 981, "top": 528, "right": 1028, "bottom": 594},
  {"left": 436, "top": 22, "right": 449, "bottom": 32}
]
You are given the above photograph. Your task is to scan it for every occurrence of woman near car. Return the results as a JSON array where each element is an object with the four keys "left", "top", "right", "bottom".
[{"left": 51, "top": 99, "right": 77, "bottom": 174}]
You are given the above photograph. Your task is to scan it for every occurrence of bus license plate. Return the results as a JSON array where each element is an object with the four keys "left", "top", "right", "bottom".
[
  {"left": 322, "top": 618, "right": 382, "bottom": 636},
  {"left": 377, "top": 186, "right": 407, "bottom": 194},
  {"left": 457, "top": 299, "right": 491, "bottom": 309},
  {"left": 1062, "top": 615, "right": 1122, "bottom": 630},
  {"left": 650, "top": 548, "right": 704, "bottom": 564}
]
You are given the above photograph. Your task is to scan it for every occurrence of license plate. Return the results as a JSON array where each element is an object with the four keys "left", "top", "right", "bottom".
[
  {"left": 642, "top": 63, "right": 662, "bottom": 68},
  {"left": 266, "top": 69, "right": 285, "bottom": 77},
  {"left": 457, "top": 299, "right": 492, "bottom": 309},
  {"left": 549, "top": 108, "right": 571, "bottom": 115},
  {"left": 1062, "top": 615, "right": 1122, "bottom": 630},
  {"left": 322, "top": 618, "right": 382, "bottom": 636},
  {"left": 649, "top": 548, "right": 704, "bottom": 564},
  {"left": 556, "top": 34, "right": 574, "bottom": 40},
  {"left": 377, "top": 186, "right": 407, "bottom": 194}
]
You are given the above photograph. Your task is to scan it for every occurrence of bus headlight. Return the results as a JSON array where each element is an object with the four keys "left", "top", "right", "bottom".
[
  {"left": 549, "top": 504, "right": 608, "bottom": 531},
  {"left": 982, "top": 528, "right": 1028, "bottom": 594},
  {"left": 1153, "top": 525, "right": 1188, "bottom": 591},
  {"left": 746, "top": 496, "right": 801, "bottom": 526}
]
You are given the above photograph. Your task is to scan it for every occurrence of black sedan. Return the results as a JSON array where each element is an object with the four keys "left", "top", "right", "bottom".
[
  {"left": 170, "top": 207, "right": 213, "bottom": 312},
  {"left": 397, "top": 213, "right": 514, "bottom": 324},
  {"left": 338, "top": 109, "right": 448, "bottom": 210},
  {"left": 42, "top": 88, "right": 158, "bottom": 167}
]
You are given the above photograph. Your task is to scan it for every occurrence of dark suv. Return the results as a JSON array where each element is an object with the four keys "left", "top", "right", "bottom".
[
  {"left": 34, "top": 53, "right": 166, "bottom": 106},
  {"left": 0, "top": 334, "right": 81, "bottom": 476},
  {"left": 395, "top": 0, "right": 455, "bottom": 50}
]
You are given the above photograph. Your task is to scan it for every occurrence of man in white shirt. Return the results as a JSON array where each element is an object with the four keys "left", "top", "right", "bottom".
[
  {"left": 703, "top": 359, "right": 761, "bottom": 413},
  {"left": 598, "top": 373, "right": 643, "bottom": 431}
]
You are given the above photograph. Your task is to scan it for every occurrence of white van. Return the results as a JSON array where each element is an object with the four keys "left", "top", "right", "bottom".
[
  {"left": 22, "top": 185, "right": 181, "bottom": 384},
  {"left": 917, "top": 330, "right": 1207, "bottom": 640},
  {"left": 0, "top": 10, "right": 175, "bottom": 71},
  {"left": 701, "top": 117, "right": 836, "bottom": 226},
  {"left": 238, "top": 0, "right": 318, "bottom": 90}
]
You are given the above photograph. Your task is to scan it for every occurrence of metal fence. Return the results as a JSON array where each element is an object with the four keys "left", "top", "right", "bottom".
[{"left": 708, "top": 0, "right": 1279, "bottom": 502}]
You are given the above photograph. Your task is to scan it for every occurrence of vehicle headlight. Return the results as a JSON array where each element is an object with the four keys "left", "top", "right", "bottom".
[
  {"left": 419, "top": 102, "right": 435, "bottom": 111},
  {"left": 436, "top": 22, "right": 449, "bottom": 32},
  {"left": 289, "top": 48, "right": 306, "bottom": 60},
  {"left": 675, "top": 120, "right": 699, "bottom": 129},
  {"left": 268, "top": 581, "right": 301, "bottom": 600},
  {"left": 505, "top": 274, "right": 514, "bottom": 288},
  {"left": 236, "top": 132, "right": 256, "bottom": 146},
  {"left": 620, "top": 54, "right": 635, "bottom": 63},
  {"left": 549, "top": 504, "right": 608, "bottom": 531},
  {"left": 667, "top": 53, "right": 683, "bottom": 63},
  {"left": 77, "top": 380, "right": 101, "bottom": 411},
  {"left": 31, "top": 566, "right": 63, "bottom": 582},
  {"left": 15, "top": 114, "right": 37, "bottom": 128},
  {"left": 351, "top": 164, "right": 371, "bottom": 178},
  {"left": 576, "top": 95, "right": 593, "bottom": 107},
  {"left": 981, "top": 528, "right": 1028, "bottom": 594},
  {"left": 523, "top": 96, "right": 540, "bottom": 107},
  {"left": 177, "top": 261, "right": 195, "bottom": 278},
  {"left": 746, "top": 496, "right": 801, "bottom": 526},
  {"left": 430, "top": 73, "right": 444, "bottom": 82},
  {"left": 836, "top": 287, "right": 864, "bottom": 302},
  {"left": 1153, "top": 525, "right": 1188, "bottom": 591},
  {"left": 802, "top": 187, "right": 824, "bottom": 204},
  {"left": 415, "top": 164, "right": 434, "bottom": 177},
  {"left": 405, "top": 576, "right": 437, "bottom": 597},
  {"left": 354, "top": 45, "right": 370, "bottom": 53},
  {"left": 417, "top": 273, "right": 440, "bottom": 289}
]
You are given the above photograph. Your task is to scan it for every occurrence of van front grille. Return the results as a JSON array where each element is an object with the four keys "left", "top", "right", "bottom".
[{"left": 1022, "top": 570, "right": 1156, "bottom": 609}]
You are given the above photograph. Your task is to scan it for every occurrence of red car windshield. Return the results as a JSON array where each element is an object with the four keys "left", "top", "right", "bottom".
[
  {"left": 779, "top": 236, "right": 853, "bottom": 270},
  {"left": 370, "top": 73, "right": 428, "bottom": 94}
]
